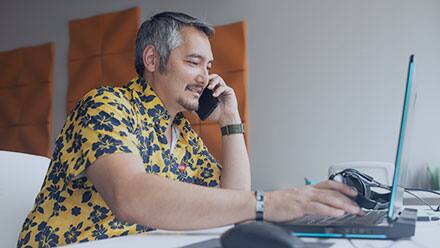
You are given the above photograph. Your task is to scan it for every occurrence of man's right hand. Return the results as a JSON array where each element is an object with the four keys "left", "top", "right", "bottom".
[{"left": 264, "top": 180, "right": 362, "bottom": 222}]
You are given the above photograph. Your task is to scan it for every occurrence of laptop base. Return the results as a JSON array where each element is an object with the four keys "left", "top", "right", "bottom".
[{"left": 277, "top": 208, "right": 417, "bottom": 240}]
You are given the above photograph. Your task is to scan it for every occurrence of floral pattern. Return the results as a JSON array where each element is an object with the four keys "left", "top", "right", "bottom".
[{"left": 17, "top": 77, "right": 221, "bottom": 247}]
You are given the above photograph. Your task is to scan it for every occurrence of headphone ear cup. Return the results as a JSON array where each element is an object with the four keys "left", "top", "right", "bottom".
[
  {"left": 344, "top": 175, "right": 365, "bottom": 196},
  {"left": 344, "top": 174, "right": 378, "bottom": 209},
  {"left": 370, "top": 191, "right": 391, "bottom": 210},
  {"left": 355, "top": 192, "right": 379, "bottom": 210}
]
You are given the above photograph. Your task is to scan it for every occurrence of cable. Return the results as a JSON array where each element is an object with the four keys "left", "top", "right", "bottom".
[
  {"left": 348, "top": 238, "right": 359, "bottom": 248},
  {"left": 403, "top": 187, "right": 440, "bottom": 211},
  {"left": 377, "top": 184, "right": 440, "bottom": 211},
  {"left": 403, "top": 189, "right": 439, "bottom": 212},
  {"left": 373, "top": 184, "right": 440, "bottom": 212},
  {"left": 404, "top": 187, "right": 440, "bottom": 196}
]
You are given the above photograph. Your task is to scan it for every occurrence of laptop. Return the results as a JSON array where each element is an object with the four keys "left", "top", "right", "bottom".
[{"left": 278, "top": 55, "right": 418, "bottom": 240}]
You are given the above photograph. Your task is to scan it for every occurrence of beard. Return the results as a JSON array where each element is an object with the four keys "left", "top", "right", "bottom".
[{"left": 177, "top": 95, "right": 199, "bottom": 111}]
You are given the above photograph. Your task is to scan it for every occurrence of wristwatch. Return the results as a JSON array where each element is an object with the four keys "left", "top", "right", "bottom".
[
  {"left": 221, "top": 123, "right": 245, "bottom": 136},
  {"left": 255, "top": 190, "right": 264, "bottom": 221}
]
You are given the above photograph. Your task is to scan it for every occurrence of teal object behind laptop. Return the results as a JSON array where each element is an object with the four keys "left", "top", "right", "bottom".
[{"left": 278, "top": 55, "right": 418, "bottom": 240}]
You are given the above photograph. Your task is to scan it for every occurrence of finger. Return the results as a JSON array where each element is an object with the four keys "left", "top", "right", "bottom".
[
  {"left": 305, "top": 202, "right": 345, "bottom": 217},
  {"left": 213, "top": 85, "right": 231, "bottom": 97},
  {"left": 312, "top": 189, "right": 361, "bottom": 214},
  {"left": 208, "top": 73, "right": 219, "bottom": 81},
  {"left": 314, "top": 180, "right": 358, "bottom": 197},
  {"left": 207, "top": 74, "right": 220, "bottom": 89}
]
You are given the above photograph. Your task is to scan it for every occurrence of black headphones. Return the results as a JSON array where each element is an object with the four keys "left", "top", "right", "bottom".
[{"left": 329, "top": 168, "right": 391, "bottom": 210}]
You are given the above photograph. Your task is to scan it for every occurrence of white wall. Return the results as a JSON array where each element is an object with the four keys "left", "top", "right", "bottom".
[{"left": 1, "top": 0, "right": 439, "bottom": 190}]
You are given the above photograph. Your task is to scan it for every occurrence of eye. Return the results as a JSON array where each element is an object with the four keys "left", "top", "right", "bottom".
[{"left": 187, "top": 60, "right": 198, "bottom": 66}]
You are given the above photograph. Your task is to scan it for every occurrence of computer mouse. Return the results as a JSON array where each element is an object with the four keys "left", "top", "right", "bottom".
[{"left": 220, "top": 221, "right": 305, "bottom": 248}]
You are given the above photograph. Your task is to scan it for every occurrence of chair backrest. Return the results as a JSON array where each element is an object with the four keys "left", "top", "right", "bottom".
[{"left": 0, "top": 150, "right": 50, "bottom": 247}]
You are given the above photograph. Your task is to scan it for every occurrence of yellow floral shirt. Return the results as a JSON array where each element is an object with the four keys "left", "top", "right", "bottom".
[{"left": 17, "top": 78, "right": 222, "bottom": 247}]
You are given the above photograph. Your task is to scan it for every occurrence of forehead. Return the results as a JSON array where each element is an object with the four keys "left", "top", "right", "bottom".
[{"left": 176, "top": 26, "right": 213, "bottom": 61}]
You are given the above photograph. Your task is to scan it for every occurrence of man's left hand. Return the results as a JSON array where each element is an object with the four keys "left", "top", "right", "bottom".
[{"left": 204, "top": 74, "right": 241, "bottom": 126}]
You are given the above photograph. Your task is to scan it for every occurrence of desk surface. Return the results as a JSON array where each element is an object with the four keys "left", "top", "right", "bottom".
[{"left": 66, "top": 206, "right": 440, "bottom": 248}]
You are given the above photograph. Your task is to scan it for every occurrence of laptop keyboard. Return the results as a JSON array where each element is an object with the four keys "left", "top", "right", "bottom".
[{"left": 291, "top": 211, "right": 387, "bottom": 226}]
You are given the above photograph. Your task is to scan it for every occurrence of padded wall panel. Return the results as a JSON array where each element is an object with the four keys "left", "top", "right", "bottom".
[
  {"left": 67, "top": 7, "right": 140, "bottom": 114},
  {"left": 0, "top": 50, "right": 21, "bottom": 85},
  {"left": 68, "top": 16, "right": 101, "bottom": 60},
  {"left": 0, "top": 87, "right": 20, "bottom": 125},
  {"left": 0, "top": 43, "right": 53, "bottom": 157},
  {"left": 102, "top": 53, "right": 137, "bottom": 84},
  {"left": 210, "top": 22, "right": 247, "bottom": 73},
  {"left": 68, "top": 57, "right": 102, "bottom": 101},
  {"left": 199, "top": 123, "right": 223, "bottom": 160}
]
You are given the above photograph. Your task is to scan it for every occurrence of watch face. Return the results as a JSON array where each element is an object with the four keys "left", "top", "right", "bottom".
[{"left": 255, "top": 191, "right": 264, "bottom": 220}]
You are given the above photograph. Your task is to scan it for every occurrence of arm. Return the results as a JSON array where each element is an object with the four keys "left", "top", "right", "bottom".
[
  {"left": 205, "top": 74, "right": 251, "bottom": 190},
  {"left": 219, "top": 115, "right": 251, "bottom": 190},
  {"left": 86, "top": 153, "right": 255, "bottom": 230},
  {"left": 86, "top": 153, "right": 362, "bottom": 229}
]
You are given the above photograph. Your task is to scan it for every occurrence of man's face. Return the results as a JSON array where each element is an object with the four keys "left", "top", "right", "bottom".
[{"left": 155, "top": 26, "right": 214, "bottom": 113}]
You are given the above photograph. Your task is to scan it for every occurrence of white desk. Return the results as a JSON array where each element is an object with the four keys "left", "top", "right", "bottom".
[
  {"left": 66, "top": 226, "right": 228, "bottom": 248},
  {"left": 67, "top": 206, "right": 440, "bottom": 248}
]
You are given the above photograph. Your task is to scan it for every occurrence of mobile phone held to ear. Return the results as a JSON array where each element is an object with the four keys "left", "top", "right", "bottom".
[{"left": 196, "top": 88, "right": 219, "bottom": 121}]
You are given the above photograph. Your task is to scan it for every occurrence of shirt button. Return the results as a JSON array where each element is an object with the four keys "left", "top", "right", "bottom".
[{"left": 178, "top": 164, "right": 186, "bottom": 172}]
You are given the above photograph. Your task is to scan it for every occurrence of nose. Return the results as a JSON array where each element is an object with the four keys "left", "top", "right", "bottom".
[{"left": 196, "top": 68, "right": 209, "bottom": 86}]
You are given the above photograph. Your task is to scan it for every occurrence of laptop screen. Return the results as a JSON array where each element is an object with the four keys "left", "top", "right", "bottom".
[{"left": 388, "top": 55, "right": 417, "bottom": 220}]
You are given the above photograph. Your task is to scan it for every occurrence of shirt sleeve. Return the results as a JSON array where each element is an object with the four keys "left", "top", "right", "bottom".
[{"left": 59, "top": 88, "right": 140, "bottom": 180}]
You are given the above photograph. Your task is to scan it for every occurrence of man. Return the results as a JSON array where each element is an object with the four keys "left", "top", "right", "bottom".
[{"left": 17, "top": 12, "right": 361, "bottom": 247}]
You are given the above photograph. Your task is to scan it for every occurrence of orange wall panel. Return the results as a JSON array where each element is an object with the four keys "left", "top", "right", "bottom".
[
  {"left": 0, "top": 43, "right": 54, "bottom": 157},
  {"left": 67, "top": 7, "right": 140, "bottom": 114}
]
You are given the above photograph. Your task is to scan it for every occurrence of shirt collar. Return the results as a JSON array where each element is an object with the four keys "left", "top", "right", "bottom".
[{"left": 126, "top": 77, "right": 184, "bottom": 133}]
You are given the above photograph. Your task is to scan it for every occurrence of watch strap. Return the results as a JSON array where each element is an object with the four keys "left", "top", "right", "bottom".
[
  {"left": 221, "top": 123, "right": 245, "bottom": 136},
  {"left": 255, "top": 190, "right": 264, "bottom": 221}
]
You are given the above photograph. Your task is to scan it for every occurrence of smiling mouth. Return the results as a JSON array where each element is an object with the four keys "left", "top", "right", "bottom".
[{"left": 186, "top": 85, "right": 203, "bottom": 98}]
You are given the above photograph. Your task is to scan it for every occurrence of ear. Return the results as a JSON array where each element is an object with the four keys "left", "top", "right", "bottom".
[{"left": 142, "top": 45, "right": 158, "bottom": 73}]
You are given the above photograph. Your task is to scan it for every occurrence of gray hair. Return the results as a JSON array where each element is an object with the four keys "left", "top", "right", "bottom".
[{"left": 134, "top": 12, "right": 215, "bottom": 77}]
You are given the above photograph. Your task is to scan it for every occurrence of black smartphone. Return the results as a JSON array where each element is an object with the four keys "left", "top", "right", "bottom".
[{"left": 195, "top": 88, "right": 219, "bottom": 121}]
